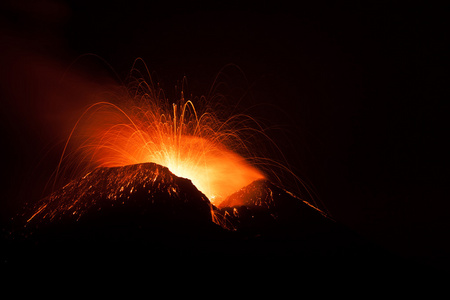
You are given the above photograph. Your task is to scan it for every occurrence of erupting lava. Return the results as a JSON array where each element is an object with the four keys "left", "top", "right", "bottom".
[{"left": 55, "top": 78, "right": 265, "bottom": 206}]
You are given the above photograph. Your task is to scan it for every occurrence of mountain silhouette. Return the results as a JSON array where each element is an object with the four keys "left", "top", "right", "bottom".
[
  {"left": 3, "top": 162, "right": 421, "bottom": 273},
  {"left": 26, "top": 163, "right": 213, "bottom": 227}
]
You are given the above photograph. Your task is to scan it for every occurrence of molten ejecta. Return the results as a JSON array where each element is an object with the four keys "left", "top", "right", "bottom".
[{"left": 55, "top": 97, "right": 265, "bottom": 206}]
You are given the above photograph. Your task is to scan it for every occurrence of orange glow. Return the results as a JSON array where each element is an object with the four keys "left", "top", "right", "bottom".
[{"left": 56, "top": 89, "right": 265, "bottom": 206}]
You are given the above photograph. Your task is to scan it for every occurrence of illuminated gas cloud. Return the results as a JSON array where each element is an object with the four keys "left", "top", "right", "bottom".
[{"left": 55, "top": 81, "right": 265, "bottom": 206}]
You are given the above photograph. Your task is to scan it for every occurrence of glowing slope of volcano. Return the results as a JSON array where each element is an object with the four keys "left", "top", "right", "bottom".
[{"left": 27, "top": 163, "right": 213, "bottom": 225}]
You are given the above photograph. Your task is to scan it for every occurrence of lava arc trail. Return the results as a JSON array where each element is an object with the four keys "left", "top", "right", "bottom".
[{"left": 53, "top": 75, "right": 266, "bottom": 207}]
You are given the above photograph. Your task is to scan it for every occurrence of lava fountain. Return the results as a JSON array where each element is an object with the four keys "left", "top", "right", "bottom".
[{"left": 53, "top": 73, "right": 265, "bottom": 206}]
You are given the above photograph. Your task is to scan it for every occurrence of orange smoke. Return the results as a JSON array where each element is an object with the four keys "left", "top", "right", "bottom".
[{"left": 57, "top": 88, "right": 265, "bottom": 206}]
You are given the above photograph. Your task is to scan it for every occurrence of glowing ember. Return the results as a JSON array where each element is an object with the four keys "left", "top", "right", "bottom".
[{"left": 55, "top": 84, "right": 265, "bottom": 206}]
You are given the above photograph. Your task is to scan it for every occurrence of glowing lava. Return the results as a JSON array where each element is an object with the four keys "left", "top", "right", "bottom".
[{"left": 56, "top": 88, "right": 265, "bottom": 206}]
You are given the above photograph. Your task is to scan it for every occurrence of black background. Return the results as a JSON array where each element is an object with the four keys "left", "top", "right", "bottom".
[{"left": 0, "top": 1, "right": 447, "bottom": 269}]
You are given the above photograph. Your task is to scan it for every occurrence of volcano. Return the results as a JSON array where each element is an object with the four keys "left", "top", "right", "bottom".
[
  {"left": 5, "top": 162, "right": 406, "bottom": 271},
  {"left": 27, "top": 163, "right": 213, "bottom": 227}
]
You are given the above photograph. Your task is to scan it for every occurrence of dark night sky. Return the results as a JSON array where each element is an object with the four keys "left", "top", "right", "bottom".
[{"left": 0, "top": 1, "right": 448, "bottom": 269}]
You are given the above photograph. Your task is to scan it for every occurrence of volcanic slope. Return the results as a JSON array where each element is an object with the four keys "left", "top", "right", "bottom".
[
  {"left": 26, "top": 162, "right": 213, "bottom": 226},
  {"left": 14, "top": 163, "right": 223, "bottom": 264},
  {"left": 7, "top": 162, "right": 407, "bottom": 272},
  {"left": 219, "top": 179, "right": 331, "bottom": 235},
  {"left": 217, "top": 179, "right": 416, "bottom": 272},
  {"left": 218, "top": 180, "right": 370, "bottom": 257}
]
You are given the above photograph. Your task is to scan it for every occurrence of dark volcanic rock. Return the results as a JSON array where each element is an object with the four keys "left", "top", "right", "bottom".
[
  {"left": 26, "top": 162, "right": 213, "bottom": 227},
  {"left": 4, "top": 163, "right": 411, "bottom": 272},
  {"left": 218, "top": 179, "right": 330, "bottom": 234},
  {"left": 13, "top": 163, "right": 220, "bottom": 264},
  {"left": 218, "top": 179, "right": 363, "bottom": 257}
]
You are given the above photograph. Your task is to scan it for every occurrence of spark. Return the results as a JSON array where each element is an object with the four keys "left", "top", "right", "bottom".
[{"left": 53, "top": 79, "right": 265, "bottom": 206}]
